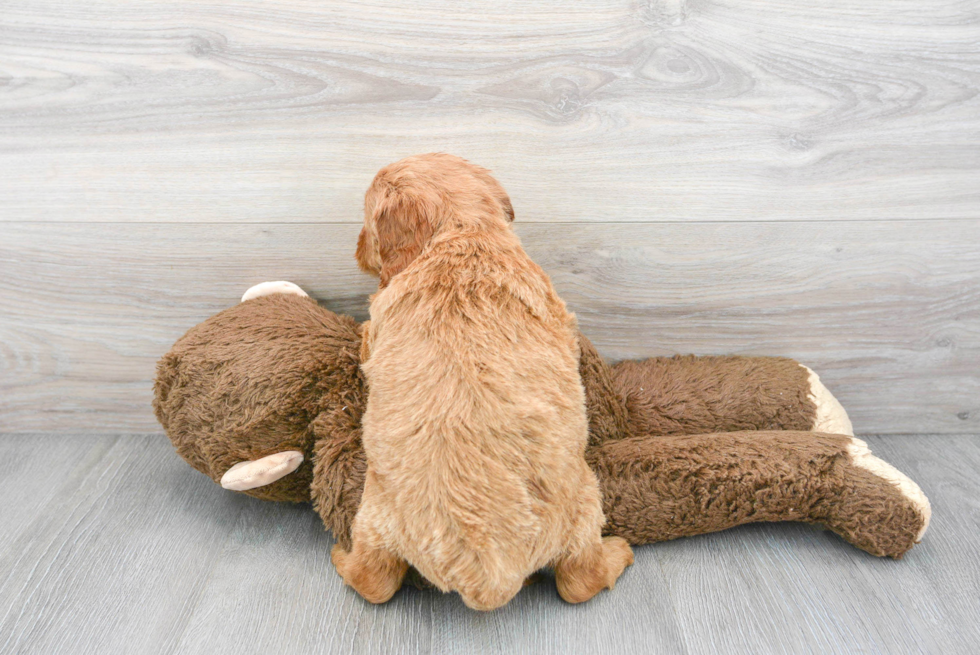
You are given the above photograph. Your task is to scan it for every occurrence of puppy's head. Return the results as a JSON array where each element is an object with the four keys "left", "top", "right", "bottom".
[{"left": 356, "top": 153, "right": 514, "bottom": 287}]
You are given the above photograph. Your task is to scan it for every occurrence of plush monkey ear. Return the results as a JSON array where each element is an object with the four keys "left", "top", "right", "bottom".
[
  {"left": 220, "top": 451, "right": 304, "bottom": 491},
  {"left": 374, "top": 191, "right": 434, "bottom": 287}
]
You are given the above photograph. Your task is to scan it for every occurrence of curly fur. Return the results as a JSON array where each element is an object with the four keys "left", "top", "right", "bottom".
[{"left": 337, "top": 154, "right": 631, "bottom": 609}]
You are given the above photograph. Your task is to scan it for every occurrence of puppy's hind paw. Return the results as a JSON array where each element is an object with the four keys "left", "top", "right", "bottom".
[
  {"left": 331, "top": 544, "right": 349, "bottom": 576},
  {"left": 601, "top": 536, "right": 634, "bottom": 590},
  {"left": 555, "top": 536, "right": 634, "bottom": 604}
]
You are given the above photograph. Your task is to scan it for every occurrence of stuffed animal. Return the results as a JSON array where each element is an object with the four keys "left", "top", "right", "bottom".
[{"left": 153, "top": 282, "right": 930, "bottom": 576}]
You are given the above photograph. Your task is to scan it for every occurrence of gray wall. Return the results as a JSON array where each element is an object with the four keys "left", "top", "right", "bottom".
[{"left": 1, "top": 0, "right": 978, "bottom": 434}]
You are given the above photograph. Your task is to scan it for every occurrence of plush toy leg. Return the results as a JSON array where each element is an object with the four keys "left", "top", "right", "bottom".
[
  {"left": 554, "top": 536, "right": 634, "bottom": 604},
  {"left": 844, "top": 438, "right": 931, "bottom": 543},
  {"left": 610, "top": 356, "right": 853, "bottom": 438},
  {"left": 241, "top": 280, "right": 309, "bottom": 302},
  {"left": 591, "top": 430, "right": 930, "bottom": 558}
]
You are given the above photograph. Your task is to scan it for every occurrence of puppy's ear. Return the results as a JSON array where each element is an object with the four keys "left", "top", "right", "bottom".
[
  {"left": 355, "top": 227, "right": 374, "bottom": 274},
  {"left": 374, "top": 191, "right": 434, "bottom": 287},
  {"left": 498, "top": 193, "right": 515, "bottom": 223}
]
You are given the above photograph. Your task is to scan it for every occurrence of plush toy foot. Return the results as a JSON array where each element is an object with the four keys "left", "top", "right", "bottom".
[
  {"left": 840, "top": 437, "right": 931, "bottom": 546},
  {"left": 241, "top": 281, "right": 309, "bottom": 302},
  {"left": 554, "top": 536, "right": 634, "bottom": 604},
  {"left": 803, "top": 366, "right": 854, "bottom": 436},
  {"left": 592, "top": 431, "right": 930, "bottom": 558}
]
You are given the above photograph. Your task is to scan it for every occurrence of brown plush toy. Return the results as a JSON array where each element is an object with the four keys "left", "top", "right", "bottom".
[{"left": 153, "top": 282, "right": 931, "bottom": 581}]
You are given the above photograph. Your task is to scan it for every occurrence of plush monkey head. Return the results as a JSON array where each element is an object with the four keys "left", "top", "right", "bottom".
[{"left": 153, "top": 293, "right": 364, "bottom": 503}]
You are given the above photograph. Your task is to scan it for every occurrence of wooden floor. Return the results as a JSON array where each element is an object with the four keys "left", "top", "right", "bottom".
[{"left": 0, "top": 432, "right": 976, "bottom": 654}]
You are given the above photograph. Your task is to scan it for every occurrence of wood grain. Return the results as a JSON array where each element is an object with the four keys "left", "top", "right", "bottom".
[
  {"left": 1, "top": 0, "right": 979, "bottom": 223},
  {"left": 1, "top": 219, "right": 977, "bottom": 434},
  {"left": 0, "top": 433, "right": 977, "bottom": 654}
]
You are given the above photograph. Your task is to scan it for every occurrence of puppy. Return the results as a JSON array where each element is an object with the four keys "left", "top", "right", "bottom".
[{"left": 332, "top": 153, "right": 633, "bottom": 610}]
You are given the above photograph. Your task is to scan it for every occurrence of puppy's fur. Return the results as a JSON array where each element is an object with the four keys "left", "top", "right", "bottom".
[{"left": 333, "top": 153, "right": 632, "bottom": 610}]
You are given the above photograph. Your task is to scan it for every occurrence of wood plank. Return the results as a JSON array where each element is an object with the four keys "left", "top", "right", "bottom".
[
  {"left": 851, "top": 434, "right": 980, "bottom": 653},
  {"left": 0, "top": 433, "right": 976, "bottom": 653},
  {"left": 0, "top": 434, "right": 114, "bottom": 555},
  {"left": 170, "top": 496, "right": 436, "bottom": 655},
  {"left": 2, "top": 0, "right": 979, "bottom": 223},
  {"left": 0, "top": 434, "right": 249, "bottom": 654},
  {"left": 1, "top": 219, "right": 977, "bottom": 434}
]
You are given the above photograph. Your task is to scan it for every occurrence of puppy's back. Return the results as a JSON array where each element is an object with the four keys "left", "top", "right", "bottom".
[{"left": 359, "top": 234, "right": 599, "bottom": 604}]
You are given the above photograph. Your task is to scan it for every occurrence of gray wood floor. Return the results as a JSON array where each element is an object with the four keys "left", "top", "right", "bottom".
[{"left": 0, "top": 433, "right": 977, "bottom": 654}]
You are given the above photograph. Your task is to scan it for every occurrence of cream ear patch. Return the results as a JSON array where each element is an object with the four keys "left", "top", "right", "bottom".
[
  {"left": 220, "top": 451, "right": 305, "bottom": 491},
  {"left": 241, "top": 281, "right": 309, "bottom": 302}
]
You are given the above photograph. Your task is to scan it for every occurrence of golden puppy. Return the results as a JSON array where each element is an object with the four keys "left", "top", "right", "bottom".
[{"left": 332, "top": 153, "right": 633, "bottom": 610}]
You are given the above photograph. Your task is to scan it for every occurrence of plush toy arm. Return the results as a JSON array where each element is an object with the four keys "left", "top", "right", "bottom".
[
  {"left": 311, "top": 404, "right": 367, "bottom": 552},
  {"left": 610, "top": 355, "right": 852, "bottom": 438},
  {"left": 590, "top": 430, "right": 930, "bottom": 558}
]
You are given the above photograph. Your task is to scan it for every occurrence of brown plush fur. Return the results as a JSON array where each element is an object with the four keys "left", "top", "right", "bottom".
[
  {"left": 154, "top": 293, "right": 928, "bottom": 565},
  {"left": 578, "top": 335, "right": 632, "bottom": 448},
  {"left": 153, "top": 294, "right": 363, "bottom": 503},
  {"left": 612, "top": 356, "right": 816, "bottom": 437},
  {"left": 340, "top": 154, "right": 629, "bottom": 609}
]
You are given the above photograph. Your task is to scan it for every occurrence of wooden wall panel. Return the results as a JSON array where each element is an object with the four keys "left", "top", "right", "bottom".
[
  {"left": 1, "top": 0, "right": 978, "bottom": 224},
  {"left": 2, "top": 220, "right": 977, "bottom": 433}
]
